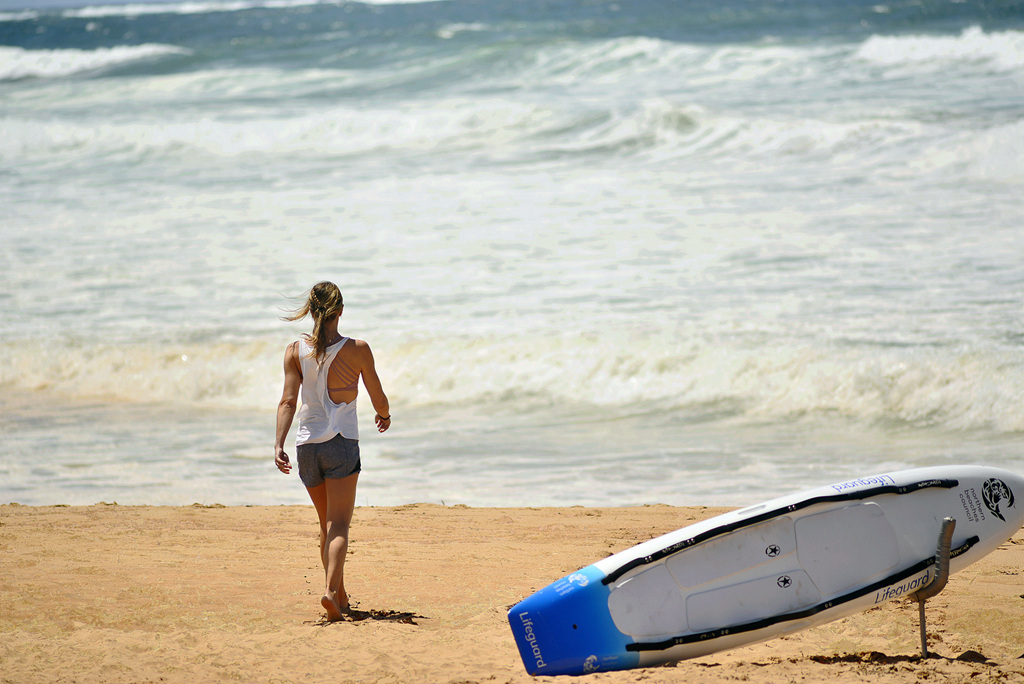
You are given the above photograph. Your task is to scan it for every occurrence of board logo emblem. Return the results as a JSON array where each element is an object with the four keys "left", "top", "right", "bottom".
[
  {"left": 568, "top": 573, "right": 590, "bottom": 587},
  {"left": 765, "top": 544, "right": 781, "bottom": 557},
  {"left": 982, "top": 478, "right": 1015, "bottom": 522},
  {"left": 777, "top": 575, "right": 792, "bottom": 588},
  {"left": 583, "top": 655, "right": 599, "bottom": 673}
]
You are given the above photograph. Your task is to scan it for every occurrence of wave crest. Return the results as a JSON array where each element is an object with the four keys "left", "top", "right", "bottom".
[
  {"left": 385, "top": 335, "right": 1024, "bottom": 433},
  {"left": 4, "top": 335, "right": 1022, "bottom": 434},
  {"left": 0, "top": 44, "right": 191, "bottom": 81},
  {"left": 856, "top": 26, "right": 1024, "bottom": 72}
]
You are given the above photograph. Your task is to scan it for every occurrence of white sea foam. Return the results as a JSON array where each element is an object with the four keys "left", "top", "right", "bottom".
[
  {"left": 945, "top": 121, "right": 1024, "bottom": 185},
  {"left": 3, "top": 334, "right": 1022, "bottom": 434},
  {"left": 0, "top": 9, "right": 37, "bottom": 21},
  {"left": 435, "top": 22, "right": 489, "bottom": 40},
  {"left": 503, "top": 36, "right": 840, "bottom": 96},
  {"left": 66, "top": 0, "right": 285, "bottom": 18},
  {"left": 0, "top": 92, "right": 935, "bottom": 172},
  {"left": 0, "top": 44, "right": 190, "bottom": 81},
  {"left": 60, "top": 0, "right": 445, "bottom": 18},
  {"left": 855, "top": 26, "right": 1024, "bottom": 72},
  {"left": 0, "top": 98, "right": 550, "bottom": 163}
]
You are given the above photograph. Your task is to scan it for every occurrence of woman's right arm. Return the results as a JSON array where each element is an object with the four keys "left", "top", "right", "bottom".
[{"left": 275, "top": 342, "right": 302, "bottom": 473}]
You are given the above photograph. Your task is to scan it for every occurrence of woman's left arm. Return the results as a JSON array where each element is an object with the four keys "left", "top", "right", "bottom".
[{"left": 357, "top": 341, "right": 391, "bottom": 433}]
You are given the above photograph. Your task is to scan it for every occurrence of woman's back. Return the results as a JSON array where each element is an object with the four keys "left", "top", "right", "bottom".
[{"left": 327, "top": 338, "right": 360, "bottom": 405}]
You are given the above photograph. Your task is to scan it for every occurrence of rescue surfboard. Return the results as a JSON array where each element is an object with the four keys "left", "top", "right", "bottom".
[{"left": 508, "top": 465, "right": 1024, "bottom": 676}]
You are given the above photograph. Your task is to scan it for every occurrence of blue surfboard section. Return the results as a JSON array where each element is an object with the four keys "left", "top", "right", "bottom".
[{"left": 507, "top": 564, "right": 637, "bottom": 676}]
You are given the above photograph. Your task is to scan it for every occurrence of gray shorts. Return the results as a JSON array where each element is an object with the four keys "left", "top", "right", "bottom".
[{"left": 296, "top": 433, "right": 361, "bottom": 488}]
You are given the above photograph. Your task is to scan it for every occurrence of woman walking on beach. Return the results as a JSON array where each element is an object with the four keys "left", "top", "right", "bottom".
[{"left": 274, "top": 281, "right": 391, "bottom": 621}]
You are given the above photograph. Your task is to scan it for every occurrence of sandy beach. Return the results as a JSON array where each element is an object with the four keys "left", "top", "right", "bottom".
[{"left": 1, "top": 503, "right": 1022, "bottom": 684}]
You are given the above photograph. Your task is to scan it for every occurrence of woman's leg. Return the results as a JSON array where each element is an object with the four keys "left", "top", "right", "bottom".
[
  {"left": 310, "top": 473, "right": 359, "bottom": 621},
  {"left": 305, "top": 482, "right": 330, "bottom": 573}
]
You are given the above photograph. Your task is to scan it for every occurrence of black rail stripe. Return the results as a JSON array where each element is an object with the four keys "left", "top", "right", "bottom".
[{"left": 603, "top": 478, "right": 959, "bottom": 585}]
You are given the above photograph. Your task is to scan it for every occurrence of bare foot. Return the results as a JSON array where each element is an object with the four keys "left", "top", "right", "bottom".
[{"left": 321, "top": 594, "right": 345, "bottom": 622}]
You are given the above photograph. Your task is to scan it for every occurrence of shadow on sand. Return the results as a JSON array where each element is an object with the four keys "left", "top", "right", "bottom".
[
  {"left": 308, "top": 606, "right": 426, "bottom": 627},
  {"left": 806, "top": 649, "right": 991, "bottom": 665}
]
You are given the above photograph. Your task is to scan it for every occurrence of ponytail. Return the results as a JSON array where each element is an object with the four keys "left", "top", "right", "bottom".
[{"left": 282, "top": 281, "right": 344, "bottom": 364}]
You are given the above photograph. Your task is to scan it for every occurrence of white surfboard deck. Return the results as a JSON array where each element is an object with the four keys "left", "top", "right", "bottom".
[{"left": 508, "top": 465, "right": 1024, "bottom": 676}]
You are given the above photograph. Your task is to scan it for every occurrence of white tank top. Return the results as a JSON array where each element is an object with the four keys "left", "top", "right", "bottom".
[{"left": 295, "top": 338, "right": 359, "bottom": 445}]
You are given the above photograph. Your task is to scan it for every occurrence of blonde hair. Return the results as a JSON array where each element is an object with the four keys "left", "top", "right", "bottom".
[{"left": 282, "top": 281, "right": 344, "bottom": 364}]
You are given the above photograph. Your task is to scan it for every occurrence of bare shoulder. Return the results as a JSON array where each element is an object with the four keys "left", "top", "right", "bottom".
[
  {"left": 350, "top": 338, "right": 373, "bottom": 353},
  {"left": 349, "top": 338, "right": 376, "bottom": 362},
  {"left": 284, "top": 341, "right": 302, "bottom": 372}
]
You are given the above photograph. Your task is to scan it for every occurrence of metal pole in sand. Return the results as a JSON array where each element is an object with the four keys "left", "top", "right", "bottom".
[{"left": 911, "top": 517, "right": 956, "bottom": 659}]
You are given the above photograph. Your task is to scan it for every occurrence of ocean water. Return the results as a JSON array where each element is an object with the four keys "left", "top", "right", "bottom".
[{"left": 2, "top": 0, "right": 1023, "bottom": 508}]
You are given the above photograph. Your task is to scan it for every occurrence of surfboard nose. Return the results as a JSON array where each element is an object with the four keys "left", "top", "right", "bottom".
[{"left": 507, "top": 565, "right": 638, "bottom": 676}]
